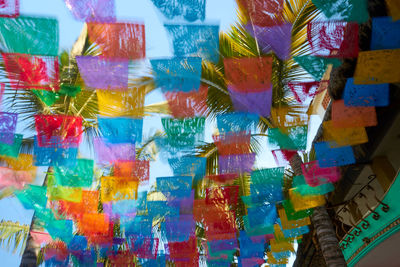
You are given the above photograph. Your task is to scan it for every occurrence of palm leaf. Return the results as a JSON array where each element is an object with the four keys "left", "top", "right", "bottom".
[{"left": 0, "top": 220, "right": 29, "bottom": 255}]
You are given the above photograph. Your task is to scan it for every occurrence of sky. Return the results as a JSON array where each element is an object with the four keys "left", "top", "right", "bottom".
[{"left": 0, "top": 0, "right": 315, "bottom": 265}]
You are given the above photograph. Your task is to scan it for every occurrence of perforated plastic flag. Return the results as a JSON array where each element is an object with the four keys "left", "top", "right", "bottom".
[
  {"left": 323, "top": 120, "right": 368, "bottom": 147},
  {"left": 0, "top": 167, "right": 32, "bottom": 189},
  {"left": 123, "top": 215, "right": 152, "bottom": 237},
  {"left": 239, "top": 0, "right": 284, "bottom": 27},
  {"left": 343, "top": 78, "right": 389, "bottom": 107},
  {"left": 0, "top": 0, "right": 18, "bottom": 17},
  {"left": 267, "top": 126, "right": 307, "bottom": 151},
  {"left": 311, "top": 0, "right": 368, "bottom": 23},
  {"left": 54, "top": 158, "right": 93, "bottom": 187},
  {"left": 270, "top": 107, "right": 309, "bottom": 129},
  {"left": 2, "top": 53, "right": 59, "bottom": 91},
  {"left": 15, "top": 184, "right": 47, "bottom": 211},
  {"left": 162, "top": 117, "right": 205, "bottom": 145},
  {"left": 129, "top": 236, "right": 159, "bottom": 259},
  {"left": 282, "top": 199, "right": 313, "bottom": 221},
  {"left": 98, "top": 117, "right": 143, "bottom": 144},
  {"left": 213, "top": 132, "right": 251, "bottom": 155},
  {"left": 94, "top": 138, "right": 135, "bottom": 164},
  {"left": 289, "top": 189, "right": 325, "bottom": 211},
  {"left": 164, "top": 84, "right": 208, "bottom": 118},
  {"left": 76, "top": 56, "right": 129, "bottom": 90},
  {"left": 224, "top": 57, "right": 272, "bottom": 91},
  {"left": 386, "top": 0, "right": 400, "bottom": 20},
  {"left": 247, "top": 203, "right": 277, "bottom": 229},
  {"left": 164, "top": 24, "right": 220, "bottom": 63},
  {"left": 35, "top": 115, "right": 82, "bottom": 148},
  {"left": 206, "top": 186, "right": 239, "bottom": 209},
  {"left": 294, "top": 56, "right": 341, "bottom": 81},
  {"left": 238, "top": 231, "right": 265, "bottom": 259},
  {"left": 371, "top": 17, "right": 400, "bottom": 50},
  {"left": 164, "top": 215, "right": 195, "bottom": 242},
  {"left": 151, "top": 57, "right": 202, "bottom": 92},
  {"left": 168, "top": 157, "right": 205, "bottom": 183},
  {"left": 150, "top": 0, "right": 205, "bottom": 22},
  {"left": 216, "top": 112, "right": 259, "bottom": 134},
  {"left": 31, "top": 231, "right": 52, "bottom": 245},
  {"left": 45, "top": 219, "right": 73, "bottom": 243},
  {"left": 100, "top": 176, "right": 139, "bottom": 202},
  {"left": 249, "top": 167, "right": 284, "bottom": 202},
  {"left": 156, "top": 176, "right": 193, "bottom": 198},
  {"left": 271, "top": 150, "right": 297, "bottom": 167},
  {"left": 58, "top": 190, "right": 99, "bottom": 219},
  {"left": 32, "top": 89, "right": 58, "bottom": 107},
  {"left": 33, "top": 136, "right": 78, "bottom": 167},
  {"left": 278, "top": 207, "right": 310, "bottom": 230},
  {"left": 168, "top": 236, "right": 199, "bottom": 261},
  {"left": 219, "top": 153, "right": 256, "bottom": 174},
  {"left": 96, "top": 87, "right": 145, "bottom": 117},
  {"left": 307, "top": 21, "right": 359, "bottom": 58},
  {"left": 314, "top": 142, "right": 355, "bottom": 167},
  {"left": 354, "top": 49, "right": 400, "bottom": 84},
  {"left": 288, "top": 81, "right": 327, "bottom": 104},
  {"left": 48, "top": 186, "right": 82, "bottom": 202},
  {"left": 292, "top": 175, "right": 334, "bottom": 196},
  {"left": 0, "top": 112, "right": 18, "bottom": 144},
  {"left": 301, "top": 160, "right": 340, "bottom": 187},
  {"left": 77, "top": 213, "right": 110, "bottom": 235},
  {"left": 228, "top": 86, "right": 273, "bottom": 117},
  {"left": 206, "top": 173, "right": 238, "bottom": 184},
  {"left": 147, "top": 200, "right": 179, "bottom": 219},
  {"left": 245, "top": 23, "right": 292, "bottom": 60},
  {"left": 332, "top": 100, "right": 377, "bottom": 128},
  {"left": 0, "top": 16, "right": 58, "bottom": 55},
  {"left": 0, "top": 133, "right": 22, "bottom": 158},
  {"left": 113, "top": 160, "right": 149, "bottom": 184},
  {"left": 87, "top": 22, "right": 145, "bottom": 59},
  {"left": 207, "top": 238, "right": 238, "bottom": 259},
  {"left": 64, "top": 0, "right": 115, "bottom": 22}
]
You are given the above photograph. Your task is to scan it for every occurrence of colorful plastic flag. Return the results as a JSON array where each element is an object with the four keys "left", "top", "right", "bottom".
[{"left": 63, "top": 0, "right": 115, "bottom": 22}]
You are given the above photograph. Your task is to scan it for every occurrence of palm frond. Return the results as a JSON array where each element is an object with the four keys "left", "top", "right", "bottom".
[{"left": 0, "top": 220, "right": 29, "bottom": 255}]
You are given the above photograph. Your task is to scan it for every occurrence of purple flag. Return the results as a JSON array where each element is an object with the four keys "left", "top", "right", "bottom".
[{"left": 228, "top": 85, "right": 272, "bottom": 117}]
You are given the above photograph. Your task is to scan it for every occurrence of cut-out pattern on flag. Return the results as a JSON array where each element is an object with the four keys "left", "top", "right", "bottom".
[
  {"left": 162, "top": 117, "right": 205, "bottom": 147},
  {"left": 129, "top": 236, "right": 159, "bottom": 259},
  {"left": 224, "top": 57, "right": 272, "bottom": 91},
  {"left": 64, "top": 0, "right": 116, "bottom": 22},
  {"left": 278, "top": 208, "right": 310, "bottom": 230},
  {"left": 0, "top": 16, "right": 58, "bottom": 55},
  {"left": 33, "top": 136, "right": 78, "bottom": 167},
  {"left": 151, "top": 57, "right": 202, "bottom": 92},
  {"left": 270, "top": 107, "right": 309, "bottom": 129},
  {"left": 239, "top": 0, "right": 284, "bottom": 27},
  {"left": 217, "top": 112, "right": 259, "bottom": 134},
  {"left": 101, "top": 176, "right": 139, "bottom": 202},
  {"left": 372, "top": 16, "right": 400, "bottom": 51},
  {"left": 323, "top": 120, "right": 368, "bottom": 147},
  {"left": 248, "top": 168, "right": 284, "bottom": 203},
  {"left": 288, "top": 81, "right": 328, "bottom": 104},
  {"left": 32, "top": 89, "right": 58, "bottom": 107},
  {"left": 0, "top": 167, "right": 33, "bottom": 189},
  {"left": 301, "top": 160, "right": 340, "bottom": 187},
  {"left": 267, "top": 126, "right": 307, "bottom": 151},
  {"left": 331, "top": 100, "right": 377, "bottom": 128},
  {"left": 168, "top": 156, "right": 206, "bottom": 182},
  {"left": 164, "top": 84, "right": 208, "bottom": 118},
  {"left": 15, "top": 185, "right": 47, "bottom": 211},
  {"left": 228, "top": 85, "right": 272, "bottom": 116},
  {"left": 34, "top": 115, "right": 82, "bottom": 148},
  {"left": 54, "top": 159, "right": 93, "bottom": 188},
  {"left": 245, "top": 23, "right": 292, "bottom": 60},
  {"left": 2, "top": 53, "right": 60, "bottom": 91},
  {"left": 97, "top": 87, "right": 146, "bottom": 117},
  {"left": 282, "top": 199, "right": 313, "bottom": 220},
  {"left": 247, "top": 203, "right": 277, "bottom": 229},
  {"left": 213, "top": 132, "right": 251, "bottom": 155},
  {"left": 58, "top": 190, "right": 99, "bottom": 219},
  {"left": 164, "top": 24, "right": 220, "bottom": 63},
  {"left": 219, "top": 153, "right": 256, "bottom": 174},
  {"left": 48, "top": 186, "right": 82, "bottom": 203},
  {"left": 289, "top": 189, "right": 325, "bottom": 211},
  {"left": 87, "top": 22, "right": 145, "bottom": 59},
  {"left": 292, "top": 175, "right": 334, "bottom": 196},
  {"left": 272, "top": 149, "right": 297, "bottom": 167},
  {"left": 77, "top": 213, "right": 110, "bottom": 235},
  {"left": 307, "top": 21, "right": 359, "bottom": 58},
  {"left": 157, "top": 176, "right": 193, "bottom": 197},
  {"left": 76, "top": 56, "right": 129, "bottom": 90},
  {"left": 94, "top": 138, "right": 135, "bottom": 164},
  {"left": 0, "top": 0, "right": 18, "bottom": 17},
  {"left": 354, "top": 49, "right": 400, "bottom": 84},
  {"left": 206, "top": 186, "right": 239, "bottom": 208},
  {"left": 113, "top": 160, "right": 149, "bottom": 184},
  {"left": 150, "top": 0, "right": 205, "bottom": 22},
  {"left": 0, "top": 133, "right": 22, "bottom": 158},
  {"left": 311, "top": 0, "right": 368, "bottom": 23},
  {"left": 314, "top": 142, "right": 355, "bottom": 167},
  {"left": 206, "top": 173, "right": 238, "bottom": 183},
  {"left": 294, "top": 56, "right": 341, "bottom": 80},
  {"left": 98, "top": 117, "right": 143, "bottom": 144},
  {"left": 386, "top": 0, "right": 400, "bottom": 21},
  {"left": 0, "top": 112, "right": 18, "bottom": 144},
  {"left": 343, "top": 78, "right": 389, "bottom": 107}
]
